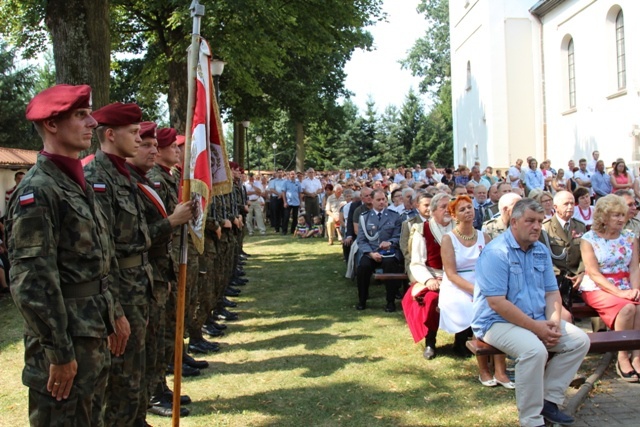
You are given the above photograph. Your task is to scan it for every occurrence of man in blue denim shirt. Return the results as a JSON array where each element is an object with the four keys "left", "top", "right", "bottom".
[
  {"left": 282, "top": 170, "right": 302, "bottom": 235},
  {"left": 472, "top": 199, "right": 589, "bottom": 427}
]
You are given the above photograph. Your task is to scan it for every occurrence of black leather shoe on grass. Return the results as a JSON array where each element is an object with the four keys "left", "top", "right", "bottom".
[{"left": 183, "top": 353, "right": 209, "bottom": 369}]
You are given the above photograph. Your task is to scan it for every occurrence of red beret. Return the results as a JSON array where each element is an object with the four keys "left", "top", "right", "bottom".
[
  {"left": 157, "top": 128, "right": 177, "bottom": 148},
  {"left": 26, "top": 84, "right": 92, "bottom": 121},
  {"left": 176, "top": 135, "right": 186, "bottom": 146},
  {"left": 140, "top": 121, "right": 157, "bottom": 139},
  {"left": 92, "top": 102, "right": 142, "bottom": 127},
  {"left": 229, "top": 161, "right": 240, "bottom": 170}
]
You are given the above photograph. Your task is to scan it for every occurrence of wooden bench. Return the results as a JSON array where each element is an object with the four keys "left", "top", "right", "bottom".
[
  {"left": 467, "top": 330, "right": 640, "bottom": 356},
  {"left": 373, "top": 273, "right": 409, "bottom": 281}
]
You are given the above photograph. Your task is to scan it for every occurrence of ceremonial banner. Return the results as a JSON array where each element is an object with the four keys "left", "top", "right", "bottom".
[{"left": 187, "top": 39, "right": 232, "bottom": 254}]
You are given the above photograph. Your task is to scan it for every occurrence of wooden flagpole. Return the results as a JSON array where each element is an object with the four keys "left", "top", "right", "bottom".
[{"left": 173, "top": 1, "right": 204, "bottom": 425}]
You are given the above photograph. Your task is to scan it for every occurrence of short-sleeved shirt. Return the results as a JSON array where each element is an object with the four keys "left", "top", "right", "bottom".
[
  {"left": 472, "top": 229, "right": 557, "bottom": 339},
  {"left": 283, "top": 179, "right": 301, "bottom": 206}
]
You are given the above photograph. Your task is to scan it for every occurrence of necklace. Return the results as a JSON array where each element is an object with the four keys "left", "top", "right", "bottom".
[
  {"left": 578, "top": 206, "right": 592, "bottom": 221},
  {"left": 454, "top": 227, "right": 476, "bottom": 241}
]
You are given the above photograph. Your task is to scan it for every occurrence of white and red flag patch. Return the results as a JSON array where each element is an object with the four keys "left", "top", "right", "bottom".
[{"left": 19, "top": 193, "right": 35, "bottom": 206}]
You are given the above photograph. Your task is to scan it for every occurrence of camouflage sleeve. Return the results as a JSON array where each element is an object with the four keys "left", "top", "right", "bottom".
[{"left": 8, "top": 193, "right": 75, "bottom": 365}]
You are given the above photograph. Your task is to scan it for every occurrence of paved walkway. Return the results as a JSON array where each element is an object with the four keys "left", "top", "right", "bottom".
[{"left": 571, "top": 353, "right": 640, "bottom": 427}]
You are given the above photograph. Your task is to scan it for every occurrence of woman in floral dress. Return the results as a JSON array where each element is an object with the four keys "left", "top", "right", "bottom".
[{"left": 580, "top": 195, "right": 640, "bottom": 382}]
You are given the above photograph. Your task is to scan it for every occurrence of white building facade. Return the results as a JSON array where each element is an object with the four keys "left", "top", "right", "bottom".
[{"left": 450, "top": 0, "right": 640, "bottom": 171}]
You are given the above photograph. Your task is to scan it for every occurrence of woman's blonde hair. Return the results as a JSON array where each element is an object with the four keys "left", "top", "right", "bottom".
[{"left": 592, "top": 194, "right": 628, "bottom": 233}]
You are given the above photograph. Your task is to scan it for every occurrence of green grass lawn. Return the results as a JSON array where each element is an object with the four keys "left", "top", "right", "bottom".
[{"left": 0, "top": 234, "right": 600, "bottom": 426}]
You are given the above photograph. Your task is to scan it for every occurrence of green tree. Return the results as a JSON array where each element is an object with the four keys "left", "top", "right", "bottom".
[
  {"left": 0, "top": 41, "right": 38, "bottom": 149},
  {"left": 402, "top": 0, "right": 453, "bottom": 167}
]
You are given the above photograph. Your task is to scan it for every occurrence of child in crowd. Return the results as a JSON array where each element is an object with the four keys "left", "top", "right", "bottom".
[
  {"left": 305, "top": 216, "right": 324, "bottom": 238},
  {"left": 293, "top": 215, "right": 309, "bottom": 238}
]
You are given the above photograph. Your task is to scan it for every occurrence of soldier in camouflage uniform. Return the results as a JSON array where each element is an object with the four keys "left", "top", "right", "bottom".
[
  {"left": 7, "top": 84, "right": 117, "bottom": 427},
  {"left": 126, "top": 123, "right": 194, "bottom": 420},
  {"left": 481, "top": 193, "right": 522, "bottom": 240},
  {"left": 84, "top": 102, "right": 153, "bottom": 427}
]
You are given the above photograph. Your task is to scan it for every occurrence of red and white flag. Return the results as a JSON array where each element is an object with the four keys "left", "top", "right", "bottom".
[{"left": 187, "top": 39, "right": 232, "bottom": 253}]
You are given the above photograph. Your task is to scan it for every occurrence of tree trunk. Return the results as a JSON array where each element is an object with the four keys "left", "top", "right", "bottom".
[
  {"left": 234, "top": 122, "right": 245, "bottom": 169},
  {"left": 45, "top": 0, "right": 110, "bottom": 109},
  {"left": 295, "top": 121, "right": 305, "bottom": 172},
  {"left": 167, "top": 56, "right": 188, "bottom": 133}
]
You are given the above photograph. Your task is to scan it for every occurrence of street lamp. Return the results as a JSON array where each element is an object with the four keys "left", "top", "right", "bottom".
[
  {"left": 210, "top": 59, "right": 225, "bottom": 104},
  {"left": 255, "top": 135, "right": 263, "bottom": 175},
  {"left": 272, "top": 142, "right": 278, "bottom": 171},
  {"left": 241, "top": 120, "right": 250, "bottom": 172}
]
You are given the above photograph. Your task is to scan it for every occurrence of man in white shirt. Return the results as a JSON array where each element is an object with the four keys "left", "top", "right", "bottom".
[
  {"left": 301, "top": 168, "right": 323, "bottom": 224},
  {"left": 426, "top": 160, "right": 443, "bottom": 183},
  {"left": 508, "top": 159, "right": 523, "bottom": 188},
  {"left": 564, "top": 160, "right": 576, "bottom": 180},
  {"left": 573, "top": 158, "right": 594, "bottom": 197},
  {"left": 244, "top": 172, "right": 266, "bottom": 235},
  {"left": 586, "top": 151, "right": 599, "bottom": 174}
]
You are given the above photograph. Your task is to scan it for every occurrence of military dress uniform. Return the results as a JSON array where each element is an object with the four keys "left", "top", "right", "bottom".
[
  {"left": 540, "top": 216, "right": 587, "bottom": 309},
  {"left": 481, "top": 216, "right": 508, "bottom": 240},
  {"left": 85, "top": 148, "right": 153, "bottom": 427},
  {"left": 356, "top": 208, "right": 403, "bottom": 310},
  {"left": 8, "top": 154, "right": 116, "bottom": 427}
]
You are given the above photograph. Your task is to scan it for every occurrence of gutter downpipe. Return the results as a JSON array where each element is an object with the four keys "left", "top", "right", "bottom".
[{"left": 532, "top": 11, "right": 548, "bottom": 162}]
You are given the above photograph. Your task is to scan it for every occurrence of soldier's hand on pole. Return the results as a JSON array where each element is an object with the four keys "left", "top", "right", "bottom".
[
  {"left": 108, "top": 314, "right": 131, "bottom": 356},
  {"left": 169, "top": 201, "right": 194, "bottom": 227},
  {"left": 48, "top": 360, "right": 77, "bottom": 401},
  {"left": 223, "top": 219, "right": 232, "bottom": 229}
]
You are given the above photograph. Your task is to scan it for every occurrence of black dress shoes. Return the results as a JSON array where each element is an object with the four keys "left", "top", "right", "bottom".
[
  {"left": 356, "top": 303, "right": 366, "bottom": 311},
  {"left": 202, "top": 324, "right": 225, "bottom": 337},
  {"left": 225, "top": 287, "right": 241, "bottom": 296},
  {"left": 423, "top": 346, "right": 436, "bottom": 360},
  {"left": 148, "top": 395, "right": 190, "bottom": 417},
  {"left": 183, "top": 352, "right": 209, "bottom": 369},
  {"left": 384, "top": 302, "right": 396, "bottom": 313},
  {"left": 223, "top": 296, "right": 237, "bottom": 308},
  {"left": 188, "top": 339, "right": 220, "bottom": 354},
  {"left": 216, "top": 308, "right": 238, "bottom": 321},
  {"left": 206, "top": 319, "right": 227, "bottom": 330},
  {"left": 161, "top": 385, "right": 192, "bottom": 405},
  {"left": 167, "top": 363, "right": 200, "bottom": 377},
  {"left": 234, "top": 269, "right": 246, "bottom": 277}
]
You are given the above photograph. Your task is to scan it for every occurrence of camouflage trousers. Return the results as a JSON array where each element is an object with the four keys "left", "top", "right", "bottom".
[
  {"left": 23, "top": 335, "right": 110, "bottom": 427},
  {"left": 104, "top": 304, "right": 148, "bottom": 427},
  {"left": 165, "top": 245, "right": 199, "bottom": 366},
  {"left": 192, "top": 249, "right": 219, "bottom": 339},
  {"left": 139, "top": 281, "right": 169, "bottom": 420},
  {"left": 214, "top": 230, "right": 235, "bottom": 312}
]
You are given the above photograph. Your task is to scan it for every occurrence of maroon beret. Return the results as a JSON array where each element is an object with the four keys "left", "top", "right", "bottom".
[
  {"left": 139, "top": 121, "right": 157, "bottom": 139},
  {"left": 157, "top": 128, "right": 177, "bottom": 148},
  {"left": 92, "top": 102, "right": 142, "bottom": 127},
  {"left": 176, "top": 135, "right": 186, "bottom": 146},
  {"left": 26, "top": 84, "right": 92, "bottom": 121},
  {"left": 229, "top": 161, "right": 240, "bottom": 170}
]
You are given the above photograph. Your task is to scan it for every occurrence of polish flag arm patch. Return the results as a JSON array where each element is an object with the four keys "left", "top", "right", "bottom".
[
  {"left": 19, "top": 193, "right": 35, "bottom": 206},
  {"left": 93, "top": 183, "right": 107, "bottom": 193}
]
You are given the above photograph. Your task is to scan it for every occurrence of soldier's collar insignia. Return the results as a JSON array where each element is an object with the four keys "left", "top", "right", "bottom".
[
  {"left": 19, "top": 193, "right": 35, "bottom": 206},
  {"left": 93, "top": 183, "right": 107, "bottom": 193}
]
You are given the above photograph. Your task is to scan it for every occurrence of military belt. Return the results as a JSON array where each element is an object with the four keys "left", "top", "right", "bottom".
[
  {"left": 61, "top": 275, "right": 109, "bottom": 298},
  {"left": 118, "top": 251, "right": 149, "bottom": 269},
  {"left": 148, "top": 242, "right": 172, "bottom": 258}
]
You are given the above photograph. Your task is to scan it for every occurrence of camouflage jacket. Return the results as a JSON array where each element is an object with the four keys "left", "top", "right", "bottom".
[
  {"left": 7, "top": 154, "right": 116, "bottom": 365},
  {"left": 84, "top": 150, "right": 152, "bottom": 306},
  {"left": 128, "top": 164, "right": 175, "bottom": 283}
]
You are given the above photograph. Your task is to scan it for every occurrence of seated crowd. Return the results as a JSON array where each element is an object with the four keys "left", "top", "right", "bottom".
[{"left": 244, "top": 152, "right": 640, "bottom": 427}]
